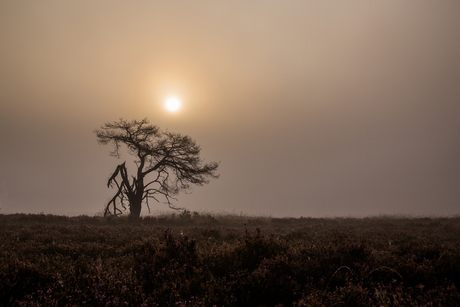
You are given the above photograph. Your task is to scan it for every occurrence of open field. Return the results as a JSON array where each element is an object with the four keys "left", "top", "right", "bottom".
[{"left": 1, "top": 213, "right": 460, "bottom": 306}]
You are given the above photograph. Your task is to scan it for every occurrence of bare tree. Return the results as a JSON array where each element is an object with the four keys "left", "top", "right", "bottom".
[{"left": 94, "top": 118, "right": 219, "bottom": 218}]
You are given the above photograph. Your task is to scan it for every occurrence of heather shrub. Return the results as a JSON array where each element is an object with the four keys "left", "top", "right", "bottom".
[
  {"left": 133, "top": 229, "right": 204, "bottom": 305},
  {"left": 1, "top": 214, "right": 460, "bottom": 306}
]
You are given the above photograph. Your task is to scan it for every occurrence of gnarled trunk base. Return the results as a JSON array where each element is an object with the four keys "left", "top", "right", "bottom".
[{"left": 129, "top": 200, "right": 142, "bottom": 219}]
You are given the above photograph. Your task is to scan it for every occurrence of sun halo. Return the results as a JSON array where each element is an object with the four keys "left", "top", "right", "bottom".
[{"left": 165, "top": 97, "right": 181, "bottom": 112}]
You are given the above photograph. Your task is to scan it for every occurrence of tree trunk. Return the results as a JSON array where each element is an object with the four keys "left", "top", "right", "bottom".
[
  {"left": 130, "top": 175, "right": 144, "bottom": 219},
  {"left": 129, "top": 200, "right": 142, "bottom": 219},
  {"left": 129, "top": 194, "right": 142, "bottom": 219}
]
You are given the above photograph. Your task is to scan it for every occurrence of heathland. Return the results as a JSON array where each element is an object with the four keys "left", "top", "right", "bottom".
[{"left": 1, "top": 213, "right": 459, "bottom": 306}]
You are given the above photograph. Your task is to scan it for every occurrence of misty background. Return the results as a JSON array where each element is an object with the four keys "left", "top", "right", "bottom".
[{"left": 1, "top": 1, "right": 459, "bottom": 217}]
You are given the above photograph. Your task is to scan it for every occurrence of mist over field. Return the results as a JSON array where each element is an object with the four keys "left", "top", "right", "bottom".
[{"left": 1, "top": 1, "right": 459, "bottom": 217}]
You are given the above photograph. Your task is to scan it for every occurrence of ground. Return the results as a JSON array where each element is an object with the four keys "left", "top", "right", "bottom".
[{"left": 1, "top": 213, "right": 459, "bottom": 306}]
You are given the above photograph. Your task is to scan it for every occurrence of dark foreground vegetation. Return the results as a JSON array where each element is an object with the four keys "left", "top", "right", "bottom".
[{"left": 1, "top": 213, "right": 460, "bottom": 306}]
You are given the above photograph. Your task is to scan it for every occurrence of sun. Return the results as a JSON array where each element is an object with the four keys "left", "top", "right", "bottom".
[{"left": 165, "top": 97, "right": 181, "bottom": 112}]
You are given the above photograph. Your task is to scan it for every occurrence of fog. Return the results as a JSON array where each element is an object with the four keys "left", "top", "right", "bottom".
[{"left": 1, "top": 1, "right": 459, "bottom": 217}]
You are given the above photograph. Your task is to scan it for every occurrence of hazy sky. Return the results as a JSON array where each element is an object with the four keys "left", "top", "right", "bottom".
[{"left": 1, "top": 1, "right": 459, "bottom": 217}]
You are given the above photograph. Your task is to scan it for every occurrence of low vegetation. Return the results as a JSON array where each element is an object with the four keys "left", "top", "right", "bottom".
[{"left": 1, "top": 212, "right": 459, "bottom": 306}]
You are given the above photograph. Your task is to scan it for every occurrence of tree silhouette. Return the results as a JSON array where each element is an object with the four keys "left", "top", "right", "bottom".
[{"left": 94, "top": 118, "right": 219, "bottom": 218}]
